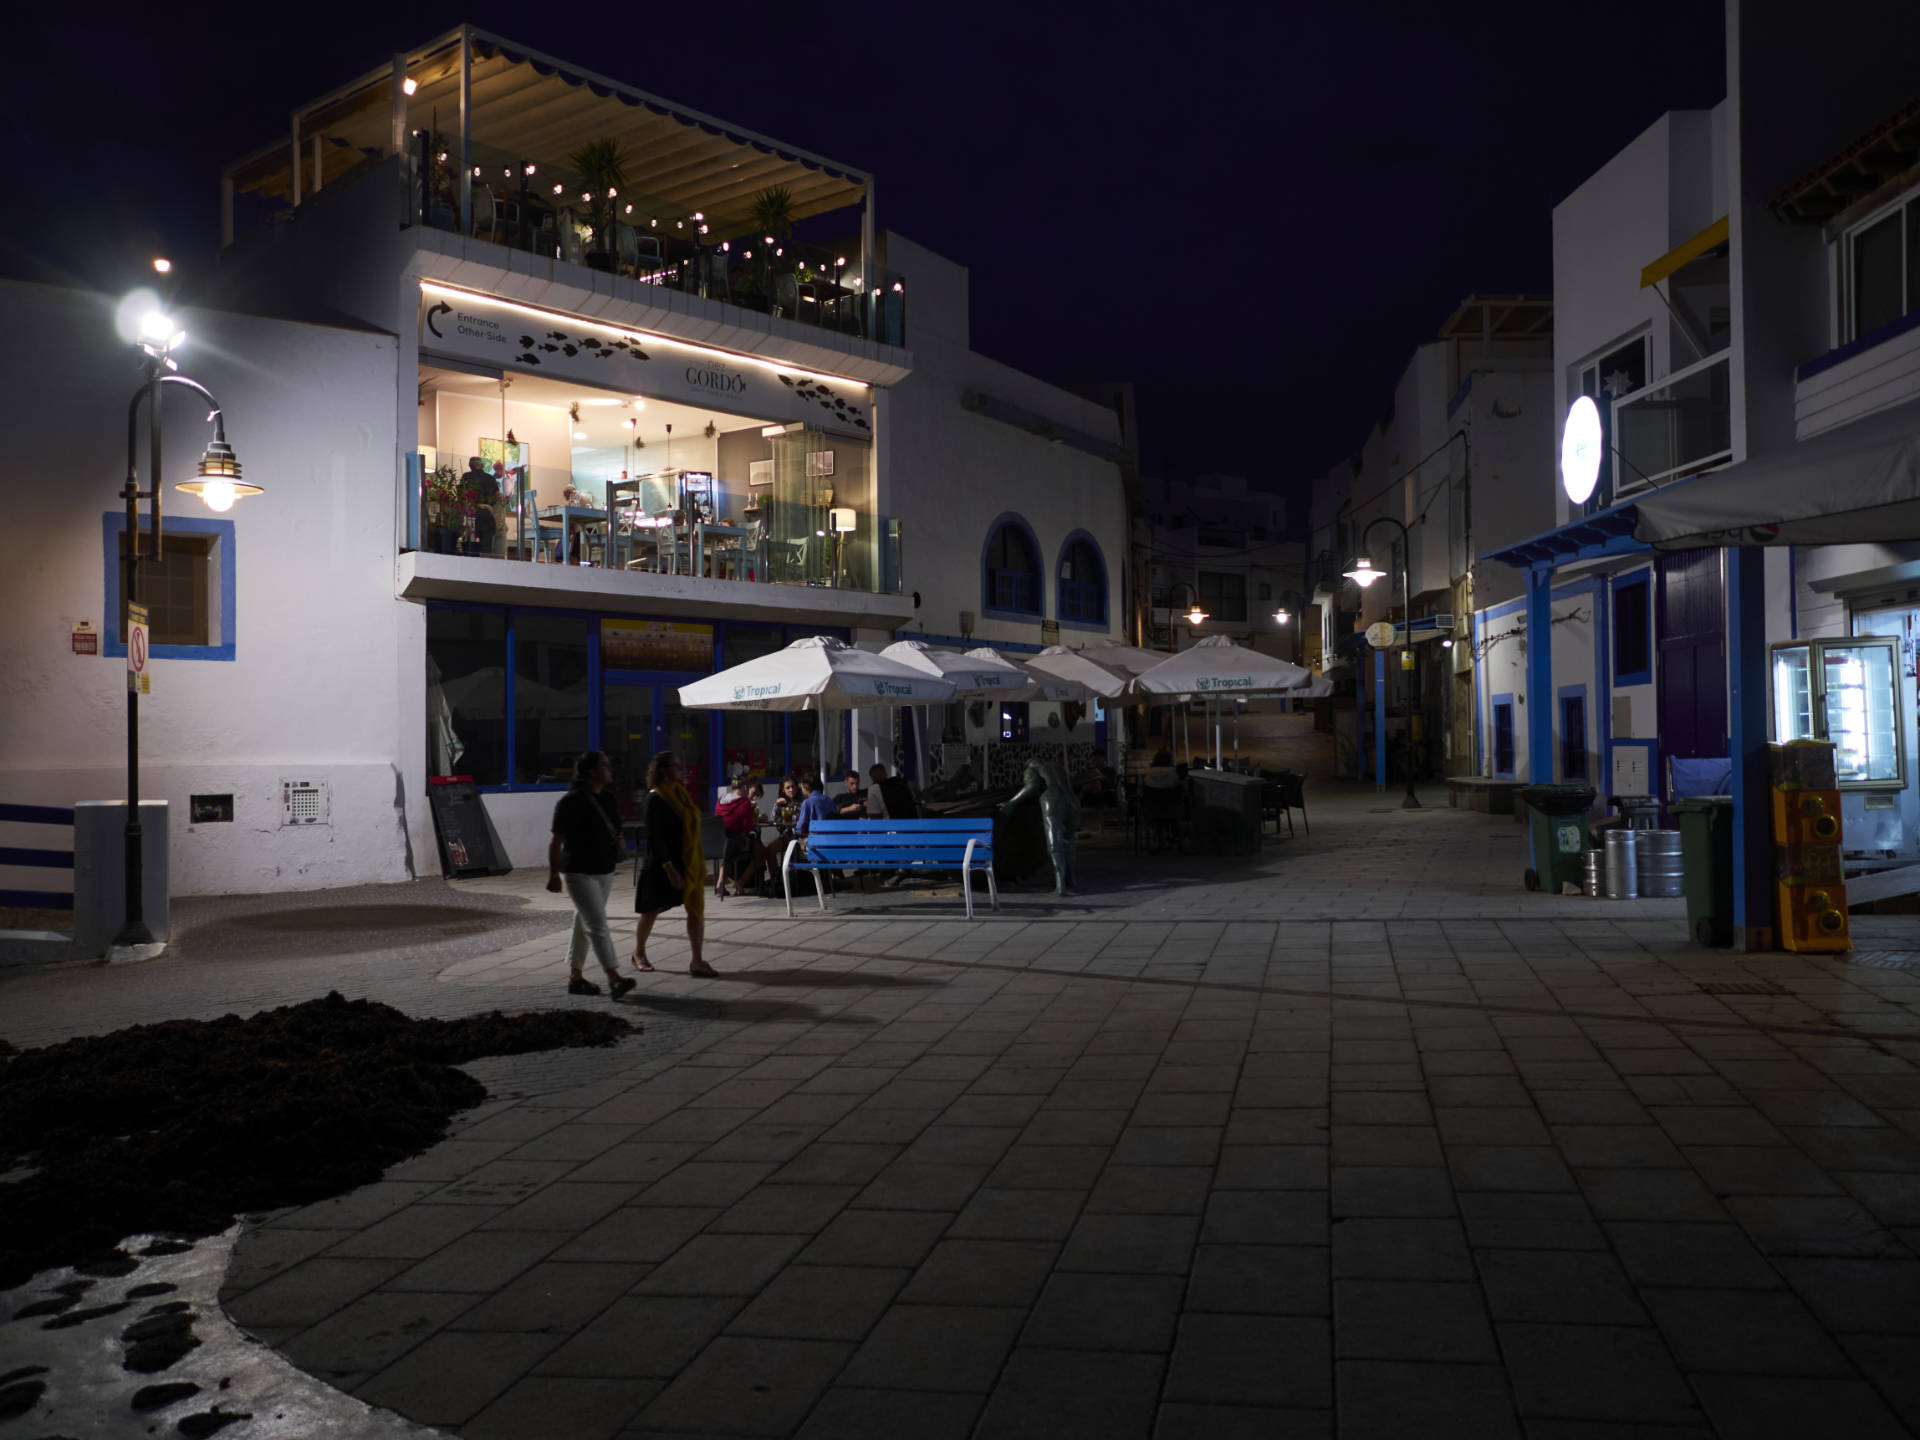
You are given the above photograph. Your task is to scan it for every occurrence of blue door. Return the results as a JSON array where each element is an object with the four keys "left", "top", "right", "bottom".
[{"left": 1656, "top": 547, "right": 1727, "bottom": 791}]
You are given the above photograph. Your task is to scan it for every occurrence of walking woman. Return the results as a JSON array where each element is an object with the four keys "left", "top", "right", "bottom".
[
  {"left": 632, "top": 751, "right": 719, "bottom": 977},
  {"left": 546, "top": 750, "right": 638, "bottom": 999}
]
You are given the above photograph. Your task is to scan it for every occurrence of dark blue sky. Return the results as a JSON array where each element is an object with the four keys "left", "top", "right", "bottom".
[{"left": 12, "top": 2, "right": 1724, "bottom": 503}]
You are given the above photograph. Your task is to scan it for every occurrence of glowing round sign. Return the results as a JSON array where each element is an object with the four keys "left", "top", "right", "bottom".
[{"left": 1561, "top": 395, "right": 1602, "bottom": 504}]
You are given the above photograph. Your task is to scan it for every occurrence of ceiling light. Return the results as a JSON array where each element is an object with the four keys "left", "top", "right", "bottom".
[
  {"left": 152, "top": 257, "right": 171, "bottom": 274},
  {"left": 402, "top": 77, "right": 418, "bottom": 95},
  {"left": 1344, "top": 555, "right": 1385, "bottom": 588},
  {"left": 573, "top": 429, "right": 589, "bottom": 441}
]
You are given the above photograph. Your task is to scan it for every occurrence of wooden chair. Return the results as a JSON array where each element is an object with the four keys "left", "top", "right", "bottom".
[{"left": 523, "top": 490, "right": 563, "bottom": 562}]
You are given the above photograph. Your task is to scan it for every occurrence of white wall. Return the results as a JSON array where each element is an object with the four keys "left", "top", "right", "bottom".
[
  {"left": 0, "top": 284, "right": 412, "bottom": 895},
  {"left": 881, "top": 234, "right": 1129, "bottom": 653}
]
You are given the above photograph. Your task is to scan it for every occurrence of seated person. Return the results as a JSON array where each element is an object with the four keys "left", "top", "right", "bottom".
[
  {"left": 1078, "top": 754, "right": 1118, "bottom": 807},
  {"left": 794, "top": 773, "right": 837, "bottom": 840},
  {"left": 1143, "top": 749, "right": 1181, "bottom": 791},
  {"left": 834, "top": 769, "right": 867, "bottom": 818},
  {"left": 866, "top": 763, "right": 920, "bottom": 819},
  {"left": 713, "top": 776, "right": 769, "bottom": 899}
]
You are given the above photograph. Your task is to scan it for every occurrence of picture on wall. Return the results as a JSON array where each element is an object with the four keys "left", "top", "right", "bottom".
[{"left": 479, "top": 437, "right": 530, "bottom": 508}]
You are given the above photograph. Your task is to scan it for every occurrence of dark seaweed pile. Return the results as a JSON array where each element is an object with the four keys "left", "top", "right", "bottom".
[{"left": 0, "top": 992, "right": 635, "bottom": 1288}]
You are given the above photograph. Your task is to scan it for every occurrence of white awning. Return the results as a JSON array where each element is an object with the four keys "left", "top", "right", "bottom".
[{"left": 1632, "top": 396, "right": 1920, "bottom": 549}]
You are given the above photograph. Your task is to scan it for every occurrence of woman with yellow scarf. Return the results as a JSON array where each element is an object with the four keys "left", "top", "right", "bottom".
[{"left": 632, "top": 752, "right": 718, "bottom": 977}]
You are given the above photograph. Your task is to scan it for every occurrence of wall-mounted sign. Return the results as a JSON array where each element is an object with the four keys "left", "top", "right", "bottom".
[
  {"left": 1561, "top": 395, "right": 1602, "bottom": 504},
  {"left": 602, "top": 619, "right": 713, "bottom": 672},
  {"left": 126, "top": 602, "right": 149, "bottom": 692},
  {"left": 419, "top": 287, "right": 872, "bottom": 434},
  {"left": 1365, "top": 621, "right": 1396, "bottom": 649},
  {"left": 71, "top": 620, "right": 98, "bottom": 656}
]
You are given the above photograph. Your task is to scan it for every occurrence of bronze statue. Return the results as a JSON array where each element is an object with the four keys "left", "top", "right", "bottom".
[{"left": 1004, "top": 758, "right": 1082, "bottom": 895}]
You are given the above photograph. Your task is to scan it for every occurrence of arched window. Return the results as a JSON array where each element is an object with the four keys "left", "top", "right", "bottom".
[
  {"left": 1057, "top": 533, "right": 1107, "bottom": 627},
  {"left": 982, "top": 516, "right": 1041, "bottom": 615}
]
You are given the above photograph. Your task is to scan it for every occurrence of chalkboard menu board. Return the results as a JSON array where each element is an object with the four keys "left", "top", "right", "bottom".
[{"left": 427, "top": 779, "right": 511, "bottom": 877}]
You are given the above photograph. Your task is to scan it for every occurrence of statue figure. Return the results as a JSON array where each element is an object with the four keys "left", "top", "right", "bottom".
[{"left": 1004, "top": 758, "right": 1082, "bottom": 895}]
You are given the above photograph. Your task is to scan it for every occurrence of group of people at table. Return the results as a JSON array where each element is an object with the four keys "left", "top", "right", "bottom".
[{"left": 709, "top": 764, "right": 922, "bottom": 899}]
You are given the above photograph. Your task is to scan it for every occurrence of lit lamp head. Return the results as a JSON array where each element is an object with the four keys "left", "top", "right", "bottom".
[
  {"left": 1274, "top": 607, "right": 1292, "bottom": 625},
  {"left": 175, "top": 433, "right": 261, "bottom": 512},
  {"left": 1186, "top": 605, "right": 1207, "bottom": 626},
  {"left": 1343, "top": 555, "right": 1385, "bottom": 588},
  {"left": 1561, "top": 395, "right": 1602, "bottom": 505}
]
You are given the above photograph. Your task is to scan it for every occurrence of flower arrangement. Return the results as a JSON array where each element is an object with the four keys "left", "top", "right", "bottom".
[{"left": 425, "top": 462, "right": 484, "bottom": 518}]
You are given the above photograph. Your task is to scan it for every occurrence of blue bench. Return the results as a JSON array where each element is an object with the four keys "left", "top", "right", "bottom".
[{"left": 784, "top": 818, "right": 998, "bottom": 919}]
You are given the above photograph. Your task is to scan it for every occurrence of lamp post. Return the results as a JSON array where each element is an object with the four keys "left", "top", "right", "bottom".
[
  {"left": 1165, "top": 581, "right": 1206, "bottom": 650},
  {"left": 111, "top": 295, "right": 258, "bottom": 957},
  {"left": 1345, "top": 516, "right": 1420, "bottom": 810}
]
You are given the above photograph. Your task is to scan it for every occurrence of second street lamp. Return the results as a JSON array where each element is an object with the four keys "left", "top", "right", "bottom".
[
  {"left": 1345, "top": 517, "right": 1421, "bottom": 810},
  {"left": 112, "top": 296, "right": 259, "bottom": 958}
]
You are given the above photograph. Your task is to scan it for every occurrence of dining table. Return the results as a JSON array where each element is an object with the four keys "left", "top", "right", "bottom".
[
  {"left": 537, "top": 505, "right": 607, "bottom": 565},
  {"left": 692, "top": 522, "right": 762, "bottom": 581}
]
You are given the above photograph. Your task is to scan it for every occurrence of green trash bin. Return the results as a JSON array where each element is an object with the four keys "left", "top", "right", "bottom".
[
  {"left": 1672, "top": 796, "right": 1735, "bottom": 947},
  {"left": 1518, "top": 786, "right": 1598, "bottom": 893}
]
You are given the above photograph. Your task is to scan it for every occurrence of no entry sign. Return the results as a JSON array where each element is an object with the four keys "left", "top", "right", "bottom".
[{"left": 127, "top": 601, "right": 150, "bottom": 694}]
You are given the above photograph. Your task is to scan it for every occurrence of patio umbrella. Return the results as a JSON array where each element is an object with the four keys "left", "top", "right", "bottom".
[
  {"left": 1132, "top": 636, "right": 1311, "bottom": 767},
  {"left": 883, "top": 641, "right": 1032, "bottom": 787},
  {"left": 1025, "top": 645, "right": 1131, "bottom": 699},
  {"left": 678, "top": 636, "right": 956, "bottom": 775},
  {"left": 1076, "top": 638, "right": 1168, "bottom": 677}
]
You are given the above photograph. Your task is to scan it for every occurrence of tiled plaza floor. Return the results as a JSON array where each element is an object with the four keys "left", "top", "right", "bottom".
[{"left": 10, "top": 727, "right": 1920, "bottom": 1437}]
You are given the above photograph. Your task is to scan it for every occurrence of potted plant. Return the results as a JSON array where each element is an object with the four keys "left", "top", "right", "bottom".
[
  {"left": 567, "top": 138, "right": 628, "bottom": 272},
  {"left": 752, "top": 185, "right": 796, "bottom": 308},
  {"left": 424, "top": 462, "right": 465, "bottom": 552}
]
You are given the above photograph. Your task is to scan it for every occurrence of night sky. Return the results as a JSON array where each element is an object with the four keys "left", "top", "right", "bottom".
[{"left": 12, "top": 2, "right": 1724, "bottom": 510}]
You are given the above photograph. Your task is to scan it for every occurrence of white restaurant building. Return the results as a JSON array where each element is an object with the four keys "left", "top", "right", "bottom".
[{"left": 0, "top": 26, "right": 1128, "bottom": 906}]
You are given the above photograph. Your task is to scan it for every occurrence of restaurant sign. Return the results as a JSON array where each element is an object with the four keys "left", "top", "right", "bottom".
[
  {"left": 419, "top": 287, "right": 871, "bottom": 433},
  {"left": 602, "top": 619, "right": 713, "bottom": 672}
]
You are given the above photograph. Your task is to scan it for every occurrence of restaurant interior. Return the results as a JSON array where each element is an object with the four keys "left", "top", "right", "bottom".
[{"left": 416, "top": 365, "right": 889, "bottom": 590}]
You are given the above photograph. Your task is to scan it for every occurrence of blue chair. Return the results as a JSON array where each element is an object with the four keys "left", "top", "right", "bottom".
[{"left": 523, "top": 490, "right": 563, "bottom": 562}]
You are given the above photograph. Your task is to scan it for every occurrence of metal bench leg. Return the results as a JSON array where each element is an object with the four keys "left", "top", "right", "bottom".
[
  {"left": 961, "top": 838, "right": 979, "bottom": 920},
  {"left": 814, "top": 868, "right": 828, "bottom": 912},
  {"left": 985, "top": 865, "right": 999, "bottom": 911},
  {"left": 782, "top": 846, "right": 796, "bottom": 918}
]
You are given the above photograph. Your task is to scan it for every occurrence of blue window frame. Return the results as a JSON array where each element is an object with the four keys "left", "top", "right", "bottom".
[
  {"left": 1559, "top": 684, "right": 1588, "bottom": 782},
  {"left": 1613, "top": 571, "right": 1652, "bottom": 686},
  {"left": 101, "top": 513, "right": 236, "bottom": 662},
  {"left": 981, "top": 513, "right": 1042, "bottom": 618},
  {"left": 1056, "top": 531, "right": 1108, "bottom": 629},
  {"left": 1492, "top": 693, "right": 1516, "bottom": 779}
]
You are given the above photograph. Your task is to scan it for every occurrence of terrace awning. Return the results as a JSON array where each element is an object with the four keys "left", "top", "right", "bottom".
[
  {"left": 228, "top": 28, "right": 869, "bottom": 235},
  {"left": 1632, "top": 396, "right": 1920, "bottom": 549}
]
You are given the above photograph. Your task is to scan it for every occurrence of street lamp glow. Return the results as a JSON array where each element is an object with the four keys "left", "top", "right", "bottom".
[
  {"left": 139, "top": 309, "right": 174, "bottom": 342},
  {"left": 152, "top": 257, "right": 172, "bottom": 274},
  {"left": 1274, "top": 607, "right": 1292, "bottom": 625},
  {"left": 175, "top": 435, "right": 262, "bottom": 510},
  {"left": 1344, "top": 555, "right": 1385, "bottom": 587},
  {"left": 1186, "top": 606, "right": 1207, "bottom": 626},
  {"left": 402, "top": 76, "right": 418, "bottom": 95}
]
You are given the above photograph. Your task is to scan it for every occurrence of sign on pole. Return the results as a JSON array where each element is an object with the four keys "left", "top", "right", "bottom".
[
  {"left": 1364, "top": 620, "right": 1396, "bottom": 649},
  {"left": 127, "top": 602, "right": 150, "bottom": 694}
]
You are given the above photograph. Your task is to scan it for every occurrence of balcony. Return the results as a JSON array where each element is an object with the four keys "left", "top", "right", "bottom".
[
  {"left": 1613, "top": 350, "right": 1733, "bottom": 494},
  {"left": 221, "top": 27, "right": 908, "bottom": 369}
]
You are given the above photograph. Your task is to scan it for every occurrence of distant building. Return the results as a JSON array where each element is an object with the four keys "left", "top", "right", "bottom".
[{"left": 1144, "top": 474, "right": 1304, "bottom": 660}]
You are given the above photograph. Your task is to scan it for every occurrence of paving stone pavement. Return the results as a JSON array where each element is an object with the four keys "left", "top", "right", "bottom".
[{"left": 12, "top": 723, "right": 1920, "bottom": 1437}]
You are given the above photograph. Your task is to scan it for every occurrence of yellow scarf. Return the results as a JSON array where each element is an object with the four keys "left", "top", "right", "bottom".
[{"left": 657, "top": 781, "right": 705, "bottom": 891}]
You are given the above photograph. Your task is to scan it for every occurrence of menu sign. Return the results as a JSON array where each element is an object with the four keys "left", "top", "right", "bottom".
[{"left": 603, "top": 620, "right": 713, "bottom": 672}]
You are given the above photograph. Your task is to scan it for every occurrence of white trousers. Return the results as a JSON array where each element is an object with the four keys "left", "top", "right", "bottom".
[{"left": 563, "top": 870, "right": 621, "bottom": 978}]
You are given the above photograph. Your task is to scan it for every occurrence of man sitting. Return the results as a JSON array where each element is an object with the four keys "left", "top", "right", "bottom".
[
  {"left": 866, "top": 763, "right": 920, "bottom": 820},
  {"left": 834, "top": 770, "right": 868, "bottom": 818}
]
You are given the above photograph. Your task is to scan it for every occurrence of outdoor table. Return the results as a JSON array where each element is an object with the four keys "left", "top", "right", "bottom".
[
  {"left": 538, "top": 505, "right": 606, "bottom": 564},
  {"left": 1187, "top": 770, "right": 1265, "bottom": 855}
]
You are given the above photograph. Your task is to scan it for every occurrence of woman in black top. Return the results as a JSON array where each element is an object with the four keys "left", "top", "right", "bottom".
[
  {"left": 631, "top": 751, "right": 717, "bottom": 977},
  {"left": 547, "top": 750, "right": 636, "bottom": 999}
]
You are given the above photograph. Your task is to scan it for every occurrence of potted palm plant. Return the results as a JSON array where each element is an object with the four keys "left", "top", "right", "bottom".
[{"left": 568, "top": 139, "right": 628, "bottom": 272}]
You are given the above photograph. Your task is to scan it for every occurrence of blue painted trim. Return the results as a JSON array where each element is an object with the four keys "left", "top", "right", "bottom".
[
  {"left": 503, "top": 619, "right": 518, "bottom": 785},
  {"left": 1473, "top": 612, "right": 1486, "bottom": 776},
  {"left": 1055, "top": 529, "right": 1109, "bottom": 632},
  {"left": 1557, "top": 683, "right": 1589, "bottom": 783},
  {"left": 0, "top": 804, "right": 75, "bottom": 826},
  {"left": 101, "top": 512, "right": 237, "bottom": 661},
  {"left": 980, "top": 511, "right": 1044, "bottom": 622},
  {"left": 1796, "top": 306, "right": 1920, "bottom": 382},
  {"left": 476, "top": 783, "right": 569, "bottom": 795},
  {"left": 0, "top": 846, "right": 75, "bottom": 868},
  {"left": 0, "top": 889, "right": 73, "bottom": 909},
  {"left": 1788, "top": 546, "right": 1798, "bottom": 640},
  {"left": 1481, "top": 595, "right": 1528, "bottom": 623},
  {"left": 1595, "top": 574, "right": 1612, "bottom": 803},
  {"left": 1446, "top": 373, "right": 1473, "bottom": 419},
  {"left": 405, "top": 452, "right": 422, "bottom": 551},
  {"left": 586, "top": 617, "right": 603, "bottom": 752},
  {"left": 1727, "top": 547, "right": 1771, "bottom": 938},
  {"left": 1491, "top": 692, "right": 1517, "bottom": 780},
  {"left": 1374, "top": 648, "right": 1387, "bottom": 789},
  {"left": 1526, "top": 568, "right": 1554, "bottom": 783},
  {"left": 1481, "top": 495, "right": 1649, "bottom": 570},
  {"left": 1612, "top": 569, "right": 1653, "bottom": 687}
]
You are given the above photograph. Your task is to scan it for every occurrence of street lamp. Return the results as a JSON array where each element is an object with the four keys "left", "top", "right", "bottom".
[
  {"left": 111, "top": 295, "right": 257, "bottom": 958},
  {"left": 1344, "top": 516, "right": 1420, "bottom": 809}
]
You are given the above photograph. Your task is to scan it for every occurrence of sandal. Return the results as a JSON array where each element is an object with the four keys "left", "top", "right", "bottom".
[
  {"left": 688, "top": 959, "right": 718, "bottom": 978},
  {"left": 630, "top": 950, "right": 655, "bottom": 973}
]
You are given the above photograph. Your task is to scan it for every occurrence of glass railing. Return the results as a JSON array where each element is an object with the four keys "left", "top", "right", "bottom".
[
  {"left": 407, "top": 450, "right": 901, "bottom": 595},
  {"left": 1613, "top": 351, "right": 1732, "bottom": 494},
  {"left": 400, "top": 137, "right": 907, "bottom": 348}
]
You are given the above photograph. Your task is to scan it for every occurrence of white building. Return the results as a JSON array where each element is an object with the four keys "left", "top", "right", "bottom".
[
  {"left": 0, "top": 26, "right": 1128, "bottom": 913},
  {"left": 1477, "top": 0, "right": 1920, "bottom": 939},
  {"left": 1143, "top": 474, "right": 1302, "bottom": 660},
  {"left": 1305, "top": 297, "right": 1556, "bottom": 781}
]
